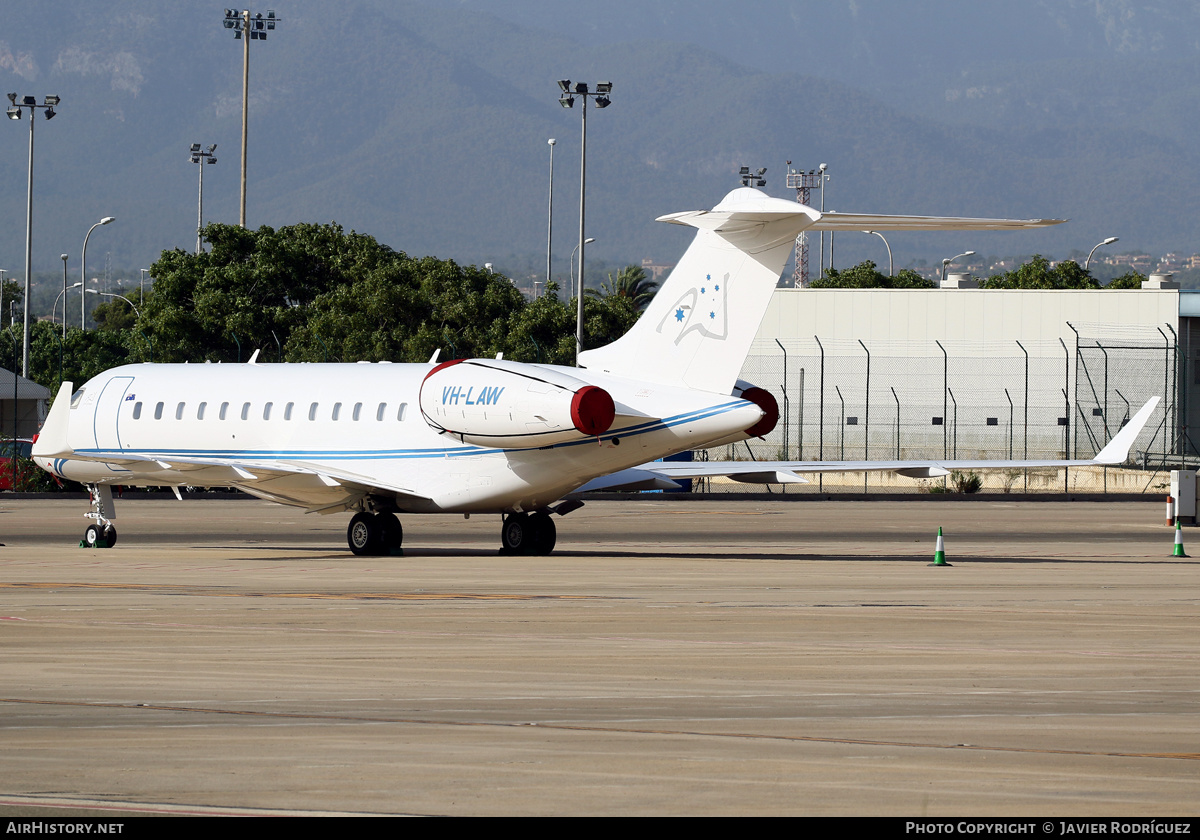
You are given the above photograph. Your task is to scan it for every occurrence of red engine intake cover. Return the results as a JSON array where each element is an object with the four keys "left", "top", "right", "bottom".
[
  {"left": 570, "top": 386, "right": 616, "bottom": 436},
  {"left": 740, "top": 386, "right": 779, "bottom": 438}
]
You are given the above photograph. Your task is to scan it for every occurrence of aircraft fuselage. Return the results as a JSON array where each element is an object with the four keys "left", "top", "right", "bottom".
[{"left": 37, "top": 361, "right": 762, "bottom": 515}]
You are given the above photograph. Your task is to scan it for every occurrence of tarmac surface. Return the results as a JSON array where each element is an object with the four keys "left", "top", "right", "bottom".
[{"left": 0, "top": 495, "right": 1196, "bottom": 817}]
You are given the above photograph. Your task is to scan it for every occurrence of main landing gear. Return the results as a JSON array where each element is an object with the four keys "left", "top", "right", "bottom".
[
  {"left": 347, "top": 511, "right": 404, "bottom": 556},
  {"left": 345, "top": 503, "right": 577, "bottom": 557},
  {"left": 500, "top": 511, "right": 556, "bottom": 556}
]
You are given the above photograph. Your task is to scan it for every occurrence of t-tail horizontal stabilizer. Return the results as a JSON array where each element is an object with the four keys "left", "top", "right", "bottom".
[{"left": 579, "top": 188, "right": 1066, "bottom": 397}]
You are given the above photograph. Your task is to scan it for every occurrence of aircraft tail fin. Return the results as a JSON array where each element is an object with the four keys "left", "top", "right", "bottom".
[
  {"left": 578, "top": 188, "right": 818, "bottom": 394},
  {"left": 578, "top": 188, "right": 1064, "bottom": 395}
]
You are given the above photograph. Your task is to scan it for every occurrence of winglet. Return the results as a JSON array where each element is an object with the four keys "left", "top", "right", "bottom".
[
  {"left": 1092, "top": 397, "right": 1160, "bottom": 465},
  {"left": 31, "top": 381, "right": 75, "bottom": 459}
]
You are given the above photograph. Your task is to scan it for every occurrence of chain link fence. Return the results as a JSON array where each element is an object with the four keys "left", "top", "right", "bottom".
[{"left": 694, "top": 326, "right": 1176, "bottom": 494}]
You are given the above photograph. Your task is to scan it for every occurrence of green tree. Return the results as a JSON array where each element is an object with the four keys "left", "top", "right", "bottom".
[
  {"left": 0, "top": 277, "right": 22, "bottom": 321},
  {"left": 14, "top": 322, "right": 132, "bottom": 393},
  {"left": 981, "top": 256, "right": 1100, "bottom": 289},
  {"left": 811, "top": 260, "right": 936, "bottom": 289},
  {"left": 1105, "top": 271, "right": 1146, "bottom": 289},
  {"left": 91, "top": 289, "right": 144, "bottom": 332},
  {"left": 587, "top": 264, "right": 660, "bottom": 311}
]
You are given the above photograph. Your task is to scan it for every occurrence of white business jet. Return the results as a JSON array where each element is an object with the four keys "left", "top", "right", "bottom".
[{"left": 32, "top": 187, "right": 1157, "bottom": 554}]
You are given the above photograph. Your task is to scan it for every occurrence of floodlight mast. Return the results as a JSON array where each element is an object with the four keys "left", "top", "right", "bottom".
[
  {"left": 190, "top": 143, "right": 218, "bottom": 253},
  {"left": 222, "top": 9, "right": 280, "bottom": 228},
  {"left": 557, "top": 79, "right": 613, "bottom": 365},
  {"left": 6, "top": 92, "right": 59, "bottom": 377}
]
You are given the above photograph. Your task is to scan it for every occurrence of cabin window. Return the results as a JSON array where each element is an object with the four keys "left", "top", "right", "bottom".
[
  {"left": 240, "top": 402, "right": 251, "bottom": 421},
  {"left": 154, "top": 402, "right": 164, "bottom": 420},
  {"left": 263, "top": 402, "right": 273, "bottom": 420},
  {"left": 132, "top": 402, "right": 142, "bottom": 420},
  {"left": 197, "top": 402, "right": 207, "bottom": 420},
  {"left": 397, "top": 403, "right": 407, "bottom": 421},
  {"left": 284, "top": 402, "right": 294, "bottom": 421},
  {"left": 308, "top": 402, "right": 318, "bottom": 421},
  {"left": 220, "top": 402, "right": 229, "bottom": 420},
  {"left": 332, "top": 402, "right": 342, "bottom": 421},
  {"left": 70, "top": 388, "right": 87, "bottom": 409},
  {"left": 376, "top": 402, "right": 387, "bottom": 421},
  {"left": 175, "top": 402, "right": 185, "bottom": 420},
  {"left": 352, "top": 402, "right": 362, "bottom": 421}
]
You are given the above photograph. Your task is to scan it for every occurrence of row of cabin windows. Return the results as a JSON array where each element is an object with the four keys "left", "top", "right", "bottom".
[{"left": 132, "top": 400, "right": 409, "bottom": 422}]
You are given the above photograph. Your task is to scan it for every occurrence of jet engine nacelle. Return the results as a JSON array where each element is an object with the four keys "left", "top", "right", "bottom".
[
  {"left": 695, "top": 379, "right": 780, "bottom": 449},
  {"left": 419, "top": 358, "right": 615, "bottom": 449}
]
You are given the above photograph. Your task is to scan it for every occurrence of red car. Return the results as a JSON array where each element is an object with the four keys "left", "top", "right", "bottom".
[{"left": 0, "top": 438, "right": 34, "bottom": 491}]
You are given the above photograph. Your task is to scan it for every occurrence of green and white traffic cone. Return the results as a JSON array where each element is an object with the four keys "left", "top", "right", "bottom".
[
  {"left": 930, "top": 526, "right": 951, "bottom": 567},
  {"left": 1173, "top": 519, "right": 1189, "bottom": 558}
]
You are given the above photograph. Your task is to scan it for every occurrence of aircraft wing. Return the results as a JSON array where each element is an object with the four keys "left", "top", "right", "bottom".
[
  {"left": 42, "top": 448, "right": 432, "bottom": 514},
  {"left": 617, "top": 397, "right": 1158, "bottom": 486},
  {"left": 807, "top": 212, "right": 1065, "bottom": 232}
]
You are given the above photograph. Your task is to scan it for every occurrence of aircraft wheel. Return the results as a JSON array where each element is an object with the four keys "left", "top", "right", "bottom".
[
  {"left": 377, "top": 512, "right": 403, "bottom": 555},
  {"left": 500, "top": 513, "right": 529, "bottom": 554},
  {"left": 348, "top": 512, "right": 380, "bottom": 556},
  {"left": 83, "top": 524, "right": 115, "bottom": 548},
  {"left": 528, "top": 511, "right": 556, "bottom": 556}
]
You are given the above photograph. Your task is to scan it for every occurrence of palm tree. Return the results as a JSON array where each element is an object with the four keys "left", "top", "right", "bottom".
[{"left": 586, "top": 265, "right": 659, "bottom": 312}]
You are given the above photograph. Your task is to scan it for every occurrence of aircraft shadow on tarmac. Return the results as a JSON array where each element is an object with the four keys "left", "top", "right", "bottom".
[{"left": 210, "top": 545, "right": 1198, "bottom": 565}]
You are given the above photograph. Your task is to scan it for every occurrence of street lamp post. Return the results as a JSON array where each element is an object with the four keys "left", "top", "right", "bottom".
[
  {"left": 546, "top": 138, "right": 555, "bottom": 296},
  {"left": 190, "top": 144, "right": 218, "bottom": 253},
  {"left": 222, "top": 9, "right": 280, "bottom": 228},
  {"left": 7, "top": 92, "right": 59, "bottom": 376},
  {"left": 557, "top": 79, "right": 612, "bottom": 365},
  {"left": 864, "top": 230, "right": 893, "bottom": 277},
  {"left": 818, "top": 163, "right": 828, "bottom": 274},
  {"left": 86, "top": 289, "right": 140, "bottom": 318},
  {"left": 81, "top": 218, "right": 115, "bottom": 329},
  {"left": 60, "top": 254, "right": 68, "bottom": 338},
  {"left": 1085, "top": 236, "right": 1119, "bottom": 272},
  {"left": 53, "top": 282, "right": 82, "bottom": 334},
  {"left": 570, "top": 238, "right": 595, "bottom": 300},
  {"left": 941, "top": 250, "right": 976, "bottom": 284}
]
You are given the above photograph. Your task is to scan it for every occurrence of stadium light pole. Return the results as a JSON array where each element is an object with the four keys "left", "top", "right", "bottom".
[
  {"left": 557, "top": 79, "right": 612, "bottom": 365},
  {"left": 864, "top": 230, "right": 893, "bottom": 277},
  {"left": 7, "top": 92, "right": 59, "bottom": 376},
  {"left": 190, "top": 143, "right": 218, "bottom": 253},
  {"left": 941, "top": 250, "right": 975, "bottom": 284},
  {"left": 738, "top": 165, "right": 767, "bottom": 187},
  {"left": 222, "top": 9, "right": 280, "bottom": 228},
  {"left": 81, "top": 217, "right": 115, "bottom": 330},
  {"left": 1085, "top": 236, "right": 1119, "bottom": 272}
]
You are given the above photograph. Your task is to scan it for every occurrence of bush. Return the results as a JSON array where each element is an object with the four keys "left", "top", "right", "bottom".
[{"left": 951, "top": 470, "right": 983, "bottom": 493}]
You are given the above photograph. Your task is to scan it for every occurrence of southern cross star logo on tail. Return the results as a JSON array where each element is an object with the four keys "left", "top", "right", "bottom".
[{"left": 655, "top": 272, "right": 729, "bottom": 345}]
